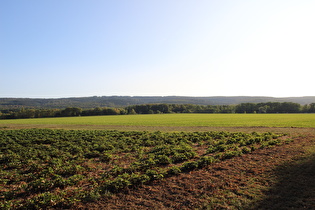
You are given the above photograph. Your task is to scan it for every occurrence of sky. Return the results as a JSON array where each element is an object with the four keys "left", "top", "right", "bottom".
[{"left": 1, "top": 0, "right": 314, "bottom": 98}]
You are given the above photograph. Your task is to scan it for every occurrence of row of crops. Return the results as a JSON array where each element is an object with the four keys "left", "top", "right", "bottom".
[{"left": 0, "top": 129, "right": 291, "bottom": 209}]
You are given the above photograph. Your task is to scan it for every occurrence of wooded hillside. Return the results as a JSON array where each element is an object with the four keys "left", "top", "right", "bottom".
[{"left": 1, "top": 96, "right": 315, "bottom": 109}]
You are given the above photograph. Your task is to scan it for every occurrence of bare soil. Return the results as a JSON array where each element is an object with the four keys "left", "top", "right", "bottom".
[{"left": 3, "top": 123, "right": 315, "bottom": 134}]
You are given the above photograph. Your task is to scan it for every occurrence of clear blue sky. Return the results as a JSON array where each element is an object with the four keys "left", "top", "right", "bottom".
[{"left": 1, "top": 0, "right": 314, "bottom": 98}]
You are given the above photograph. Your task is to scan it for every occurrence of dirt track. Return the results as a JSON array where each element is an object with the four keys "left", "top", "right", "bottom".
[{"left": 3, "top": 123, "right": 315, "bottom": 134}]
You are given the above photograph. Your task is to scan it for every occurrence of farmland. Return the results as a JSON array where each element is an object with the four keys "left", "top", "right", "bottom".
[
  {"left": 0, "top": 129, "right": 292, "bottom": 209},
  {"left": 1, "top": 113, "right": 315, "bottom": 130},
  {"left": 1, "top": 114, "right": 315, "bottom": 209}
]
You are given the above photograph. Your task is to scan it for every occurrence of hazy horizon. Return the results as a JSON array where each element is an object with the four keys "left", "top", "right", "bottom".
[
  {"left": 1, "top": 1, "right": 314, "bottom": 98},
  {"left": 1, "top": 95, "right": 315, "bottom": 100}
]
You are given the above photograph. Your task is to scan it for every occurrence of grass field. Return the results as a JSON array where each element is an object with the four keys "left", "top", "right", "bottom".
[{"left": 1, "top": 113, "right": 315, "bottom": 129}]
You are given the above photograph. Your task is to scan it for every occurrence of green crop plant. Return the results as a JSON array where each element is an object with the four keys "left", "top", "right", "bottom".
[
  {"left": 2, "top": 113, "right": 315, "bottom": 128},
  {"left": 0, "top": 129, "right": 290, "bottom": 209},
  {"left": 181, "top": 161, "right": 199, "bottom": 172},
  {"left": 197, "top": 156, "right": 217, "bottom": 167}
]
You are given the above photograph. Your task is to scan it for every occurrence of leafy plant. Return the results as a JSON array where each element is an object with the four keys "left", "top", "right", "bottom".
[{"left": 0, "top": 129, "right": 289, "bottom": 209}]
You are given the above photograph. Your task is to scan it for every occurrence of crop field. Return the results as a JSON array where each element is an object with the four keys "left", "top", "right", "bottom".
[
  {"left": 1, "top": 114, "right": 315, "bottom": 209},
  {"left": 1, "top": 113, "right": 315, "bottom": 130},
  {"left": 0, "top": 129, "right": 293, "bottom": 209}
]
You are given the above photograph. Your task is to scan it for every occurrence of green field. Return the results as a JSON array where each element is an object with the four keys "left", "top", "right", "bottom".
[{"left": 1, "top": 113, "right": 315, "bottom": 128}]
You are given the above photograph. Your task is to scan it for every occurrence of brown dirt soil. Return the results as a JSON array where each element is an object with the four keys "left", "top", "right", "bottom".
[
  {"left": 70, "top": 131, "right": 315, "bottom": 210},
  {"left": 3, "top": 124, "right": 315, "bottom": 134}
]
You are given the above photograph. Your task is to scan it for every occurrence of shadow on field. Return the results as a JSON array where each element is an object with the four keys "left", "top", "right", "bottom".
[{"left": 251, "top": 153, "right": 315, "bottom": 209}]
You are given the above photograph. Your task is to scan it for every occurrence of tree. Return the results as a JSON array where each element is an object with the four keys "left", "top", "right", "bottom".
[
  {"left": 129, "top": 109, "right": 137, "bottom": 115},
  {"left": 309, "top": 103, "right": 315, "bottom": 113},
  {"left": 61, "top": 107, "right": 82, "bottom": 117},
  {"left": 235, "top": 103, "right": 256, "bottom": 113},
  {"left": 279, "top": 102, "right": 300, "bottom": 113},
  {"left": 93, "top": 107, "right": 103, "bottom": 115},
  {"left": 258, "top": 105, "right": 268, "bottom": 113}
]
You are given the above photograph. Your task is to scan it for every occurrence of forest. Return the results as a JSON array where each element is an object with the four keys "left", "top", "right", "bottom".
[
  {"left": 1, "top": 102, "right": 315, "bottom": 119},
  {"left": 1, "top": 96, "right": 315, "bottom": 109}
]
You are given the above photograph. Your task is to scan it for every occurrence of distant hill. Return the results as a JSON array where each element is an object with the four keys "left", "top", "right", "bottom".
[{"left": 1, "top": 96, "right": 315, "bottom": 109}]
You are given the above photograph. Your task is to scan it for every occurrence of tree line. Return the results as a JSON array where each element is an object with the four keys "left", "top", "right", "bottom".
[{"left": 1, "top": 102, "right": 315, "bottom": 119}]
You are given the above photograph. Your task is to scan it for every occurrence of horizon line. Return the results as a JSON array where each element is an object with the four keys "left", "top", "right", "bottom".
[{"left": 1, "top": 95, "right": 315, "bottom": 99}]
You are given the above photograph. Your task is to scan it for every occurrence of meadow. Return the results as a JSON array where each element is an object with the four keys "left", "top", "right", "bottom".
[{"left": 1, "top": 113, "right": 315, "bottom": 129}]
